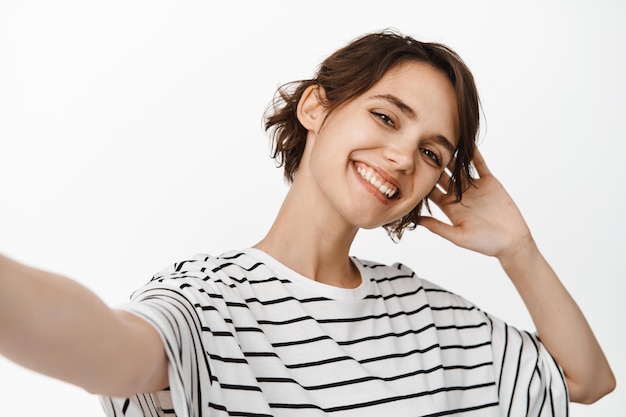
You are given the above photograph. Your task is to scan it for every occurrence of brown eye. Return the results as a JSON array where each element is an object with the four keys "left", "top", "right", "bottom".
[
  {"left": 421, "top": 148, "right": 442, "bottom": 167},
  {"left": 372, "top": 111, "right": 395, "bottom": 127}
]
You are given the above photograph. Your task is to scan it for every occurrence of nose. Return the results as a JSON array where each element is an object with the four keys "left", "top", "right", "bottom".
[{"left": 382, "top": 140, "right": 416, "bottom": 174}]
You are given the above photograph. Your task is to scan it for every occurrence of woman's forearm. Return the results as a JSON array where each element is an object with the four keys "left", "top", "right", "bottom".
[
  {"left": 498, "top": 241, "right": 616, "bottom": 403},
  {"left": 0, "top": 254, "right": 167, "bottom": 396}
]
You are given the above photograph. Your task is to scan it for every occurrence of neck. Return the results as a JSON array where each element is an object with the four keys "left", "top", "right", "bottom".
[{"left": 254, "top": 180, "right": 361, "bottom": 289}]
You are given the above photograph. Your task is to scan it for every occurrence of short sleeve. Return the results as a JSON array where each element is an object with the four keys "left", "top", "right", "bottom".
[
  {"left": 101, "top": 276, "right": 211, "bottom": 417},
  {"left": 488, "top": 313, "right": 569, "bottom": 417}
]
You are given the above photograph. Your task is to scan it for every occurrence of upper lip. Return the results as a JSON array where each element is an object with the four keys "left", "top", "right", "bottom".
[{"left": 353, "top": 160, "right": 402, "bottom": 195}]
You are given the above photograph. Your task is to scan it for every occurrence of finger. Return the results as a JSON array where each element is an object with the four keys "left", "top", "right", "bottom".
[
  {"left": 472, "top": 148, "right": 492, "bottom": 177},
  {"left": 427, "top": 183, "right": 458, "bottom": 209},
  {"left": 444, "top": 155, "right": 471, "bottom": 192},
  {"left": 418, "top": 216, "right": 457, "bottom": 241},
  {"left": 437, "top": 167, "right": 453, "bottom": 193},
  {"left": 427, "top": 184, "right": 446, "bottom": 205}
]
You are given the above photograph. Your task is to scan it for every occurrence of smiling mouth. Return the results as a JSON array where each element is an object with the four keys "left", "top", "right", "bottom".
[{"left": 355, "top": 165, "right": 398, "bottom": 199}]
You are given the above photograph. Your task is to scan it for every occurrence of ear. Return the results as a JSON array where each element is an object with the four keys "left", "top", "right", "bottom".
[{"left": 297, "top": 85, "right": 327, "bottom": 132}]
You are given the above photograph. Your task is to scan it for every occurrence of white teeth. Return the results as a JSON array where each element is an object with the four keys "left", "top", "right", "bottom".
[{"left": 356, "top": 166, "right": 398, "bottom": 198}]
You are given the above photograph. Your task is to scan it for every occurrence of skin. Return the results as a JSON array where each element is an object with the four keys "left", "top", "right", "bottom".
[
  {"left": 0, "top": 260, "right": 168, "bottom": 396},
  {"left": 422, "top": 152, "right": 617, "bottom": 403},
  {"left": 257, "top": 63, "right": 459, "bottom": 288},
  {"left": 0, "top": 61, "right": 615, "bottom": 403},
  {"left": 256, "top": 62, "right": 616, "bottom": 402}
]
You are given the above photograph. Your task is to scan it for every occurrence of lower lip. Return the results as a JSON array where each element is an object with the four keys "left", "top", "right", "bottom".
[{"left": 352, "top": 162, "right": 392, "bottom": 204}]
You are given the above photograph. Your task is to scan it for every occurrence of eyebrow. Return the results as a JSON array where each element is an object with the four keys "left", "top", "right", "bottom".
[
  {"left": 434, "top": 135, "right": 457, "bottom": 157},
  {"left": 370, "top": 94, "right": 416, "bottom": 119},
  {"left": 369, "top": 93, "right": 457, "bottom": 155}
]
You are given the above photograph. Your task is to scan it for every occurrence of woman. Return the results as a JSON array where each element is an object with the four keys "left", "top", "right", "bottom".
[{"left": 0, "top": 30, "right": 615, "bottom": 417}]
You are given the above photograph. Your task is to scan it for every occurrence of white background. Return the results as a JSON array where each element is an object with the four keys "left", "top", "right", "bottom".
[{"left": 1, "top": 1, "right": 624, "bottom": 415}]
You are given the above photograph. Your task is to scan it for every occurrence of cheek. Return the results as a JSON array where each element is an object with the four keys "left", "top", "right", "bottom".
[
  {"left": 324, "top": 112, "right": 372, "bottom": 146},
  {"left": 305, "top": 136, "right": 347, "bottom": 190},
  {"left": 414, "top": 171, "right": 441, "bottom": 195},
  {"left": 308, "top": 125, "right": 355, "bottom": 171}
]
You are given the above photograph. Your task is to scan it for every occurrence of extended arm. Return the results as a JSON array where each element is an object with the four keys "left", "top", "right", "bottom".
[
  {"left": 419, "top": 150, "right": 615, "bottom": 404},
  {"left": 0, "top": 254, "right": 168, "bottom": 397}
]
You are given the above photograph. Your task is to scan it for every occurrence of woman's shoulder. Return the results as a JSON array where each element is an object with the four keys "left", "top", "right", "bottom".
[
  {"left": 152, "top": 250, "right": 268, "bottom": 279},
  {"left": 352, "top": 256, "right": 482, "bottom": 311},
  {"left": 128, "top": 250, "right": 270, "bottom": 298}
]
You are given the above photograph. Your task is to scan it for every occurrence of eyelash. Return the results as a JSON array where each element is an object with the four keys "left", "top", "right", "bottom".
[
  {"left": 421, "top": 148, "right": 442, "bottom": 167},
  {"left": 372, "top": 111, "right": 395, "bottom": 127}
]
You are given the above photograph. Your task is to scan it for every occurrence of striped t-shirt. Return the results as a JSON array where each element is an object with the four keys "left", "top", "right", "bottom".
[{"left": 101, "top": 248, "right": 568, "bottom": 417}]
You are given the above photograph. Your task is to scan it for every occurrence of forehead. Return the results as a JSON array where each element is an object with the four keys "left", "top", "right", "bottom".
[{"left": 371, "top": 61, "right": 456, "bottom": 104}]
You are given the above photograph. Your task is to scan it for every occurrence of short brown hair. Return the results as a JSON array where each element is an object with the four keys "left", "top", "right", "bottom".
[{"left": 265, "top": 29, "right": 480, "bottom": 239}]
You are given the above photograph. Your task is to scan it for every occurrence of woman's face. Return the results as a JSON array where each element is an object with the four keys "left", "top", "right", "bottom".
[{"left": 297, "top": 62, "right": 460, "bottom": 231}]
